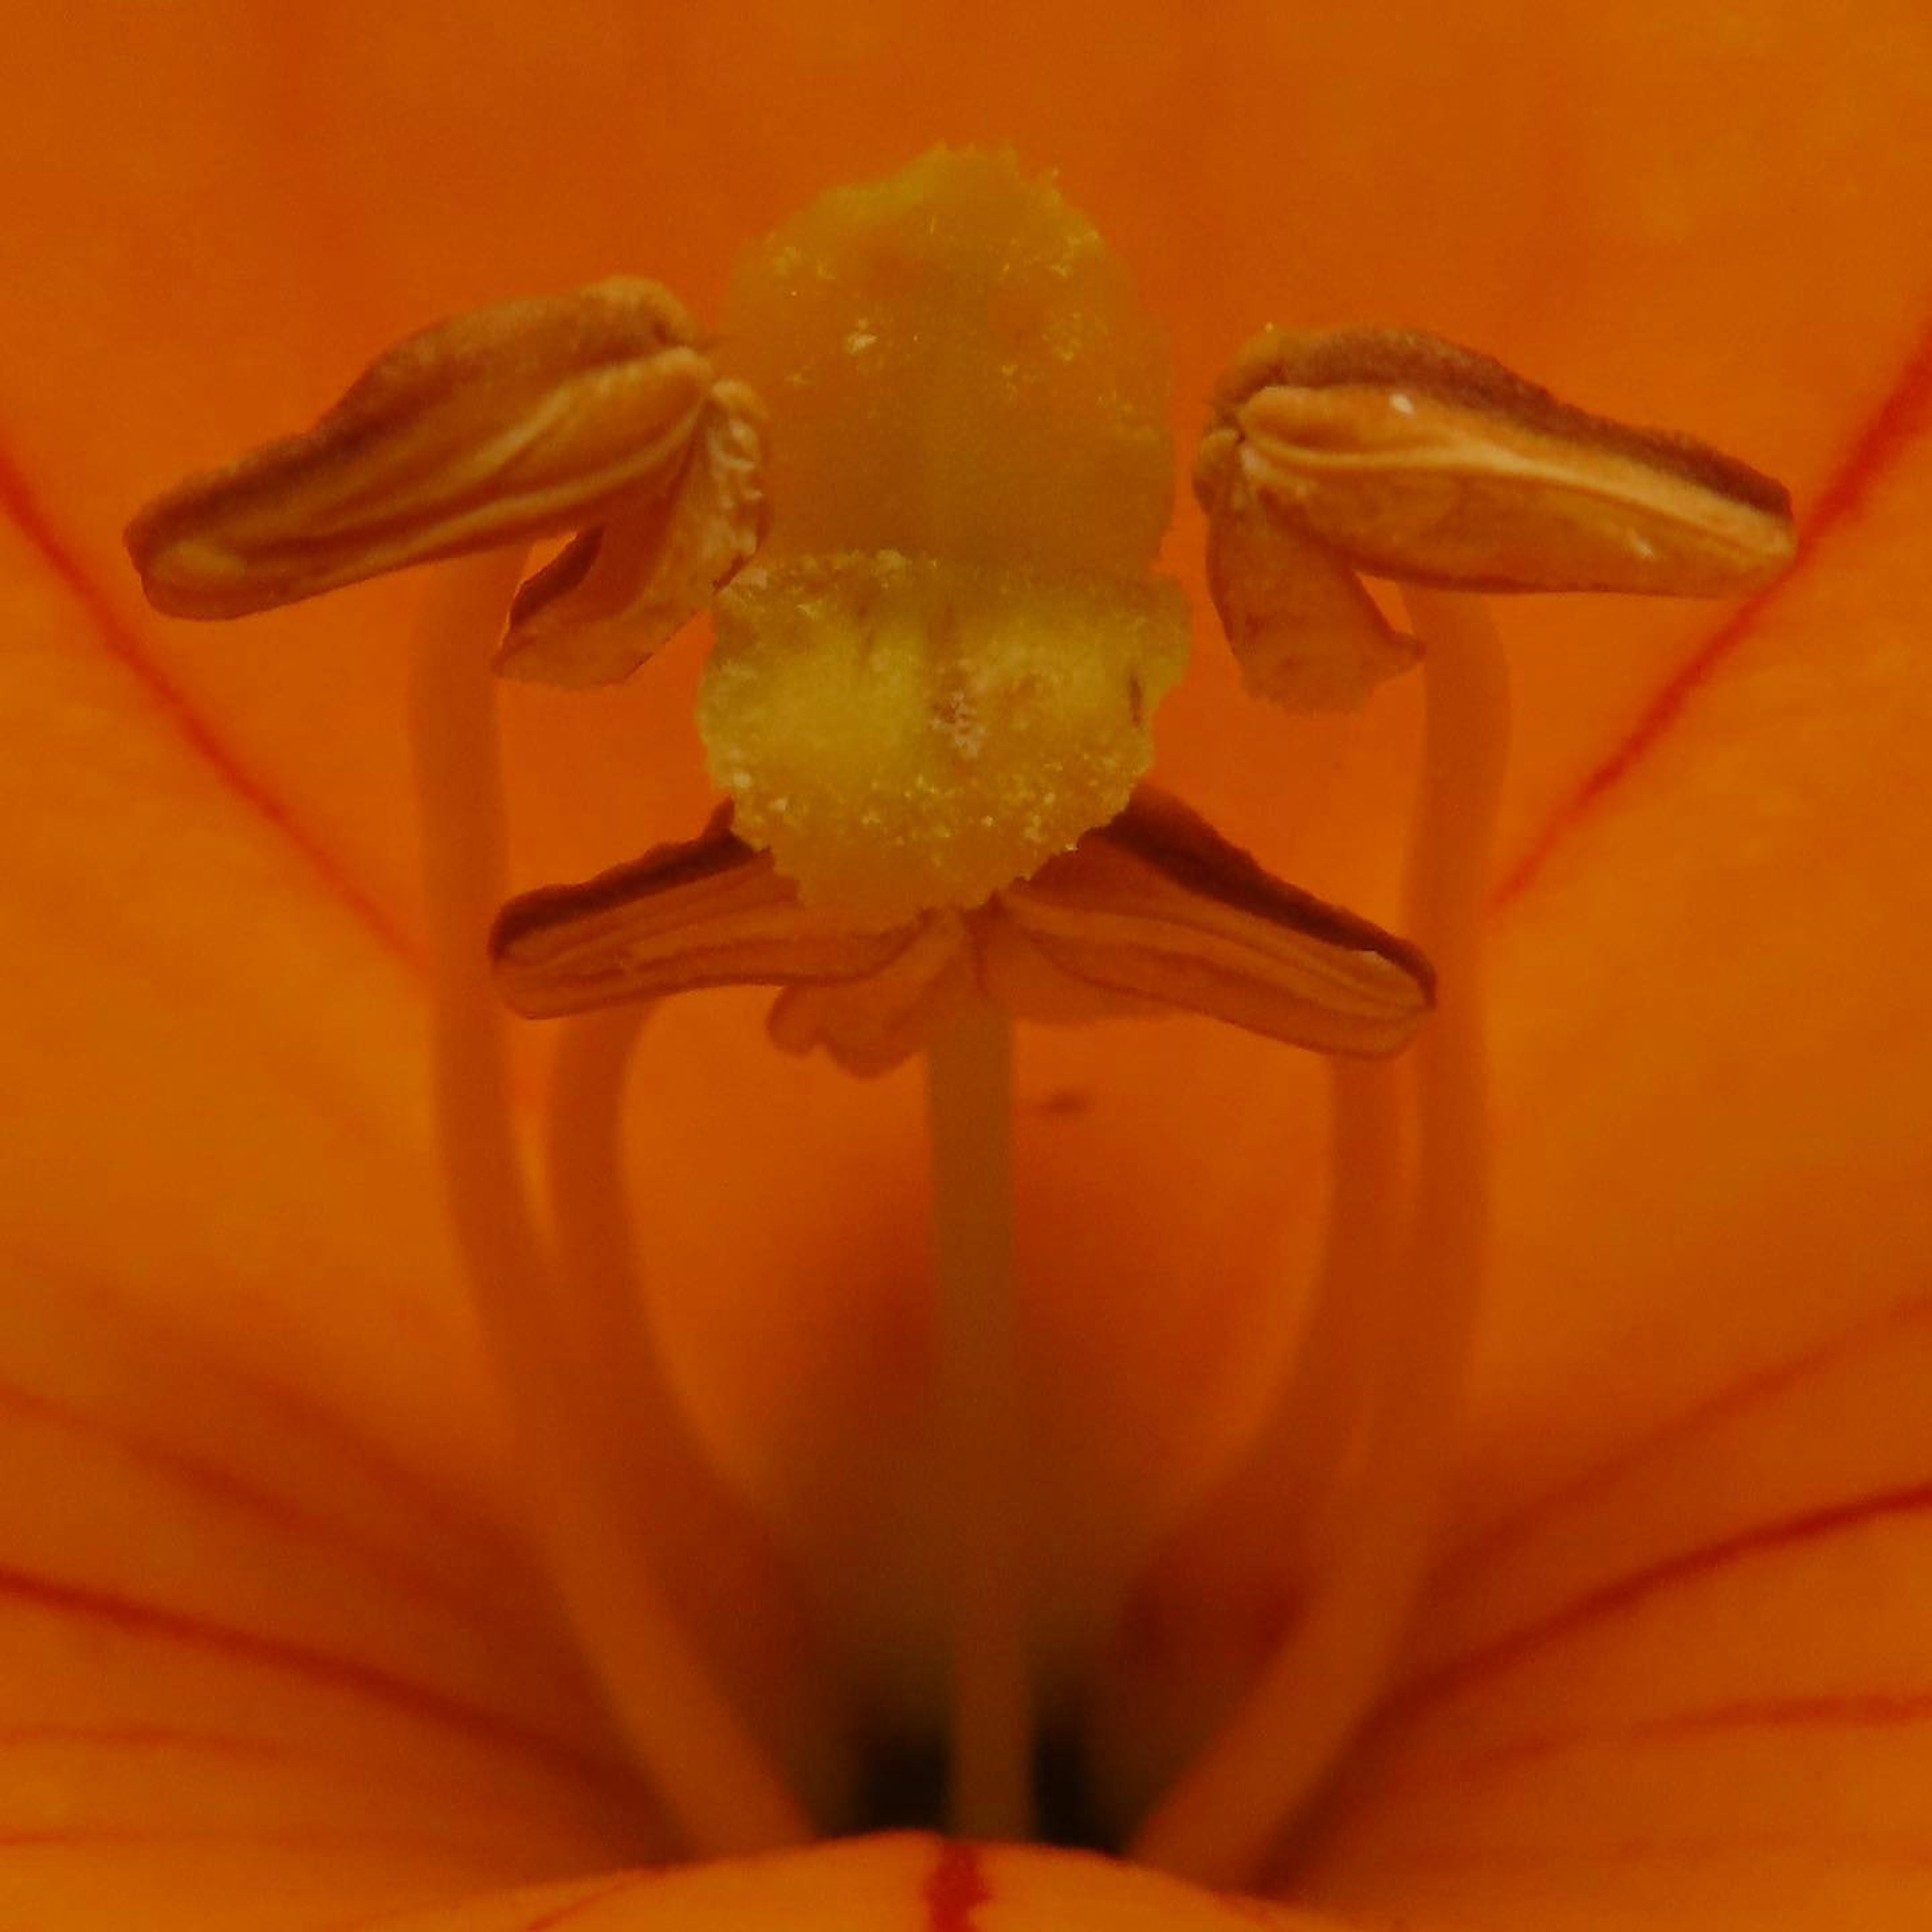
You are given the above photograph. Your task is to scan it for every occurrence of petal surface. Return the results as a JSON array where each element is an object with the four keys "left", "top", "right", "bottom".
[
  {"left": 5, "top": 9, "right": 1932, "bottom": 1921},
  {"left": 0, "top": 490, "right": 663, "bottom": 1921},
  {"left": 1294, "top": 311, "right": 1932, "bottom": 1928},
  {"left": 348, "top": 1835, "right": 1333, "bottom": 1932},
  {"left": 6, "top": 0, "right": 1927, "bottom": 1595}
]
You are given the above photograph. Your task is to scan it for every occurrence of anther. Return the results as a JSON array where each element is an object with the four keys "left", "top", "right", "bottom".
[
  {"left": 489, "top": 805, "right": 924, "bottom": 1020},
  {"left": 989, "top": 788, "right": 1433, "bottom": 1058},
  {"left": 496, "top": 380, "right": 768, "bottom": 688},
  {"left": 1197, "top": 324, "right": 1797, "bottom": 709},
  {"left": 125, "top": 277, "right": 759, "bottom": 685},
  {"left": 493, "top": 787, "right": 1435, "bottom": 1073}
]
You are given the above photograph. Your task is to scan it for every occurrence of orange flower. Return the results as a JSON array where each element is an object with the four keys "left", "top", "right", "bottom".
[{"left": 6, "top": 4, "right": 1932, "bottom": 1927}]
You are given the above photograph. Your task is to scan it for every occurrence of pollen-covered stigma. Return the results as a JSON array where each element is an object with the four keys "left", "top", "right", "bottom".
[{"left": 124, "top": 146, "right": 1795, "bottom": 1880}]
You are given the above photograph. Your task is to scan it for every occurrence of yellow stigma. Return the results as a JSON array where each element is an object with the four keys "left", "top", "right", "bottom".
[{"left": 697, "top": 148, "right": 1187, "bottom": 923}]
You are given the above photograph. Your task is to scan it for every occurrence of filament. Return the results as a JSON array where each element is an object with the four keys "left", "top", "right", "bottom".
[
  {"left": 926, "top": 997, "right": 1035, "bottom": 1837},
  {"left": 545, "top": 1004, "right": 852, "bottom": 1822},
  {"left": 1133, "top": 586, "right": 1508, "bottom": 1885},
  {"left": 407, "top": 550, "right": 812, "bottom": 1857}
]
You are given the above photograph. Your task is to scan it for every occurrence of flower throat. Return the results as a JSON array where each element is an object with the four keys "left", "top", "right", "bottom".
[{"left": 124, "top": 147, "right": 1793, "bottom": 1888}]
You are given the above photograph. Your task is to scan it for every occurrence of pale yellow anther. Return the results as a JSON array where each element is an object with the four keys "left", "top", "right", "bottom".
[
  {"left": 1196, "top": 324, "right": 1797, "bottom": 711},
  {"left": 126, "top": 278, "right": 722, "bottom": 619}
]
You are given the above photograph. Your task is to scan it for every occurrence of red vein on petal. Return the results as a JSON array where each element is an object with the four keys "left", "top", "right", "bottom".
[
  {"left": 925, "top": 1840, "right": 991, "bottom": 1932},
  {"left": 1394, "top": 1692, "right": 1932, "bottom": 1785},
  {"left": 0, "top": 1723, "right": 634, "bottom": 1848},
  {"left": 1645, "top": 1691, "right": 1932, "bottom": 1736},
  {"left": 0, "top": 1375, "right": 530, "bottom": 1641},
  {"left": 0, "top": 1823, "right": 540, "bottom": 1859},
  {"left": 522, "top": 1869, "right": 663, "bottom": 1929},
  {"left": 10, "top": 1247, "right": 526, "bottom": 1578},
  {"left": 0, "top": 1722, "right": 283, "bottom": 1759},
  {"left": 1395, "top": 1482, "right": 1932, "bottom": 1715},
  {"left": 0, "top": 1562, "right": 637, "bottom": 1797},
  {"left": 1443, "top": 1291, "right": 1932, "bottom": 1579},
  {"left": 1495, "top": 318, "right": 1932, "bottom": 909},
  {"left": 1214, "top": 1890, "right": 1298, "bottom": 1925},
  {"left": 0, "top": 447, "right": 415, "bottom": 964},
  {"left": 1351, "top": 1828, "right": 1932, "bottom": 1874}
]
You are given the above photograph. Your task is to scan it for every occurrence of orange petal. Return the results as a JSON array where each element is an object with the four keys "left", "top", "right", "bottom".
[
  {"left": 354, "top": 1834, "right": 1339, "bottom": 1931},
  {"left": 0, "top": 473, "right": 662, "bottom": 1926},
  {"left": 0, "top": 1272, "right": 665, "bottom": 1929},
  {"left": 1295, "top": 329, "right": 1932, "bottom": 1927},
  {"left": 7, "top": 12, "right": 1932, "bottom": 1916},
  {"left": 998, "top": 789, "right": 1433, "bottom": 1058},
  {"left": 1302, "top": 1314, "right": 1932, "bottom": 1926}
]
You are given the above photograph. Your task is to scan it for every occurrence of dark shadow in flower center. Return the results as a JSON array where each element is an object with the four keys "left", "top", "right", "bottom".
[{"left": 850, "top": 1724, "right": 1115, "bottom": 1850}]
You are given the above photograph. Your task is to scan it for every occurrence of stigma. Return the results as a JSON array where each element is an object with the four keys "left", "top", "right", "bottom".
[{"left": 696, "top": 148, "right": 1188, "bottom": 921}]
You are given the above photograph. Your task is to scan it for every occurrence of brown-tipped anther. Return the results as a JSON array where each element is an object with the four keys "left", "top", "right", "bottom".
[
  {"left": 494, "top": 380, "right": 768, "bottom": 688},
  {"left": 767, "top": 911, "right": 977, "bottom": 1077},
  {"left": 1208, "top": 325, "right": 1796, "bottom": 601},
  {"left": 493, "top": 788, "right": 1430, "bottom": 1064},
  {"left": 1195, "top": 426, "right": 1419, "bottom": 712},
  {"left": 126, "top": 278, "right": 720, "bottom": 618},
  {"left": 489, "top": 806, "right": 925, "bottom": 1020},
  {"left": 993, "top": 786, "right": 1434, "bottom": 1057}
]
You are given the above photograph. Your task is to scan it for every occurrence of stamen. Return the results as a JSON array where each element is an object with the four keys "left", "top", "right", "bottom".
[
  {"left": 1132, "top": 587, "right": 1508, "bottom": 1887},
  {"left": 544, "top": 1005, "right": 852, "bottom": 1821},
  {"left": 495, "top": 785, "right": 1430, "bottom": 1075},
  {"left": 409, "top": 550, "right": 811, "bottom": 1858},
  {"left": 495, "top": 379, "right": 768, "bottom": 688},
  {"left": 127, "top": 280, "right": 714, "bottom": 619},
  {"left": 1195, "top": 326, "right": 1797, "bottom": 723},
  {"left": 1222, "top": 326, "right": 1795, "bottom": 597},
  {"left": 490, "top": 811, "right": 925, "bottom": 1018},
  {"left": 1195, "top": 426, "right": 1418, "bottom": 712},
  {"left": 1089, "top": 1054, "right": 1404, "bottom": 1828},
  {"left": 925, "top": 999, "right": 1034, "bottom": 1837},
  {"left": 992, "top": 787, "right": 1434, "bottom": 1056},
  {"left": 768, "top": 911, "right": 978, "bottom": 1076}
]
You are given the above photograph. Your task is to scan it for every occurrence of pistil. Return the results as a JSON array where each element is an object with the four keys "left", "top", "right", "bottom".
[
  {"left": 925, "top": 998, "right": 1034, "bottom": 1837},
  {"left": 408, "top": 551, "right": 811, "bottom": 1857}
]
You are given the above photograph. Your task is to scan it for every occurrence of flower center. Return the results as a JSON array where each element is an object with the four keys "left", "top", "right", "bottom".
[{"left": 121, "top": 137, "right": 1796, "bottom": 1895}]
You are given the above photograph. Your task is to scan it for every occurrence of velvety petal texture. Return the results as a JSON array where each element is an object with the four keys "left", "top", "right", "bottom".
[
  {"left": 3, "top": 0, "right": 1931, "bottom": 1926},
  {"left": 334, "top": 1836, "right": 1330, "bottom": 1932},
  {"left": 0, "top": 482, "right": 667, "bottom": 1922},
  {"left": 1292, "top": 327, "right": 1932, "bottom": 1929}
]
